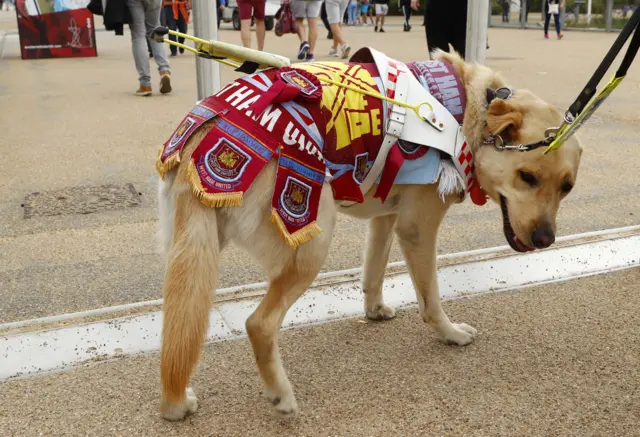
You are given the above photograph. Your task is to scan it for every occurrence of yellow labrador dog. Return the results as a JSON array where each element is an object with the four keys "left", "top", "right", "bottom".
[{"left": 156, "top": 49, "right": 582, "bottom": 420}]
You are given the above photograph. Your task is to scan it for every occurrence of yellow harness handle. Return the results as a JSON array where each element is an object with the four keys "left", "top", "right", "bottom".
[{"left": 154, "top": 28, "right": 434, "bottom": 120}]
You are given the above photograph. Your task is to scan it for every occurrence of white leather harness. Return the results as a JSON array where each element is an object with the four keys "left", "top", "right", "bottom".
[{"left": 340, "top": 48, "right": 472, "bottom": 207}]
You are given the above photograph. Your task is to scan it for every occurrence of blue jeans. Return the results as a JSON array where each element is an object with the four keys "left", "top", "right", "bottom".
[
  {"left": 544, "top": 3, "right": 561, "bottom": 35},
  {"left": 164, "top": 5, "right": 188, "bottom": 55},
  {"left": 126, "top": 0, "right": 171, "bottom": 86},
  {"left": 347, "top": 2, "right": 357, "bottom": 24}
]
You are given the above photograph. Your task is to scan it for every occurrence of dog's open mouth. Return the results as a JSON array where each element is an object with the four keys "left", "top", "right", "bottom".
[{"left": 499, "top": 195, "right": 535, "bottom": 253}]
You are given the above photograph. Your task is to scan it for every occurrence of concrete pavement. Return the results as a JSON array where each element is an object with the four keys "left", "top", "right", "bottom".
[
  {"left": 0, "top": 269, "right": 638, "bottom": 436},
  {"left": 1, "top": 17, "right": 639, "bottom": 324}
]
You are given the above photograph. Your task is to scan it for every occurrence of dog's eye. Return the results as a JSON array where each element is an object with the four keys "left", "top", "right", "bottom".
[
  {"left": 561, "top": 182, "right": 574, "bottom": 193},
  {"left": 519, "top": 171, "right": 538, "bottom": 186}
]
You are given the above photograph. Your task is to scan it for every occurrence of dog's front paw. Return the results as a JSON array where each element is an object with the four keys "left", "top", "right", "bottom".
[
  {"left": 439, "top": 323, "right": 477, "bottom": 346},
  {"left": 365, "top": 303, "right": 397, "bottom": 321},
  {"left": 264, "top": 387, "right": 299, "bottom": 417},
  {"left": 160, "top": 387, "right": 198, "bottom": 421}
]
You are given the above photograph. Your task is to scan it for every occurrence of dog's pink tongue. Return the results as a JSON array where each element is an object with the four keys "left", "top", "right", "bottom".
[{"left": 514, "top": 236, "right": 535, "bottom": 252}]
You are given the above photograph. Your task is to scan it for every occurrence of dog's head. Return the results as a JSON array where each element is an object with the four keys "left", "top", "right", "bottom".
[
  {"left": 432, "top": 50, "right": 583, "bottom": 253},
  {"left": 474, "top": 90, "right": 582, "bottom": 252}
]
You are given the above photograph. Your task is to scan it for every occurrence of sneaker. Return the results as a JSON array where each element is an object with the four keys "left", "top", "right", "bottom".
[
  {"left": 379, "top": 27, "right": 385, "bottom": 33},
  {"left": 136, "top": 85, "right": 152, "bottom": 96},
  {"left": 305, "top": 52, "right": 315, "bottom": 62},
  {"left": 179, "top": 47, "right": 184, "bottom": 54},
  {"left": 328, "top": 47, "right": 340, "bottom": 57},
  {"left": 544, "top": 33, "right": 549, "bottom": 39},
  {"left": 557, "top": 33, "right": 564, "bottom": 39},
  {"left": 159, "top": 71, "right": 172, "bottom": 95},
  {"left": 297, "top": 41, "right": 310, "bottom": 60},
  {"left": 374, "top": 25, "right": 378, "bottom": 32},
  {"left": 340, "top": 42, "right": 351, "bottom": 59}
]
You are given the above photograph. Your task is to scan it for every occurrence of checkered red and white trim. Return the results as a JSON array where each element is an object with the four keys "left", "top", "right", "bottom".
[
  {"left": 386, "top": 60, "right": 399, "bottom": 102},
  {"left": 457, "top": 141, "right": 474, "bottom": 187},
  {"left": 455, "top": 141, "right": 487, "bottom": 205}
]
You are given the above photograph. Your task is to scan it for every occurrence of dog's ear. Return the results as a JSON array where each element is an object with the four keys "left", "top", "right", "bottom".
[{"left": 486, "top": 99, "right": 524, "bottom": 138}]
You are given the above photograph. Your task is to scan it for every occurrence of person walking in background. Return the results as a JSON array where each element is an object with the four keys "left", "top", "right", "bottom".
[
  {"left": 412, "top": 0, "right": 467, "bottom": 58},
  {"left": 500, "top": 0, "right": 510, "bottom": 22},
  {"left": 544, "top": 0, "right": 564, "bottom": 39},
  {"left": 366, "top": 0, "right": 374, "bottom": 24},
  {"left": 164, "top": 0, "right": 190, "bottom": 56},
  {"left": 325, "top": 0, "right": 350, "bottom": 58},
  {"left": 126, "top": 0, "right": 172, "bottom": 96},
  {"left": 292, "top": 0, "right": 322, "bottom": 61},
  {"left": 399, "top": 0, "right": 411, "bottom": 31},
  {"left": 373, "top": 0, "right": 388, "bottom": 32},
  {"left": 320, "top": 0, "right": 333, "bottom": 38},
  {"left": 217, "top": 0, "right": 226, "bottom": 28},
  {"left": 346, "top": 0, "right": 357, "bottom": 25},
  {"left": 238, "top": 0, "right": 267, "bottom": 50},
  {"left": 359, "top": 0, "right": 371, "bottom": 25}
]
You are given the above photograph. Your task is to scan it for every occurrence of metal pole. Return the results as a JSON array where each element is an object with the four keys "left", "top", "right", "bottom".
[
  {"left": 466, "top": 0, "right": 489, "bottom": 64},
  {"left": 587, "top": 0, "right": 592, "bottom": 24},
  {"left": 605, "top": 0, "right": 613, "bottom": 32},
  {"left": 520, "top": 0, "right": 527, "bottom": 28},
  {"left": 487, "top": 0, "right": 492, "bottom": 29},
  {"left": 192, "top": 0, "right": 221, "bottom": 101}
]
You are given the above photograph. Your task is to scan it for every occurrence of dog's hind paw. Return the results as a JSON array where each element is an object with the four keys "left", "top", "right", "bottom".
[
  {"left": 160, "top": 387, "right": 199, "bottom": 421},
  {"left": 365, "top": 303, "right": 397, "bottom": 321},
  {"left": 439, "top": 323, "right": 477, "bottom": 346}
]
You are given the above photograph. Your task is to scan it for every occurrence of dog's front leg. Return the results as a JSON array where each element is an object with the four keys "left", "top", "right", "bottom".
[
  {"left": 362, "top": 214, "right": 398, "bottom": 320},
  {"left": 395, "top": 193, "right": 477, "bottom": 346}
]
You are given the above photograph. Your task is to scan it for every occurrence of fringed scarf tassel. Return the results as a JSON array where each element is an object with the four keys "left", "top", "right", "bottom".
[{"left": 187, "top": 161, "right": 243, "bottom": 207}]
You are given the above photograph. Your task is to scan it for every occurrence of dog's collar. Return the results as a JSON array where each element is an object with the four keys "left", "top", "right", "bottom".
[{"left": 483, "top": 87, "right": 554, "bottom": 152}]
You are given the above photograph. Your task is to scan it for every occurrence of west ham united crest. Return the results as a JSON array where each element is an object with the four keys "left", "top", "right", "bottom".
[
  {"left": 167, "top": 117, "right": 197, "bottom": 154},
  {"left": 352, "top": 152, "right": 370, "bottom": 184},
  {"left": 205, "top": 138, "right": 252, "bottom": 182},
  {"left": 281, "top": 176, "right": 311, "bottom": 218},
  {"left": 280, "top": 70, "right": 320, "bottom": 98}
]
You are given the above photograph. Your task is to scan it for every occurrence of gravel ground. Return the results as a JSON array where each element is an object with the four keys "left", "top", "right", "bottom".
[{"left": 1, "top": 268, "right": 638, "bottom": 437}]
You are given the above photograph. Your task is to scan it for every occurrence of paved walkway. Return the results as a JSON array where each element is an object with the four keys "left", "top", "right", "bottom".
[
  {"left": 1, "top": 16, "right": 638, "bottom": 324},
  {"left": 1, "top": 269, "right": 638, "bottom": 436}
]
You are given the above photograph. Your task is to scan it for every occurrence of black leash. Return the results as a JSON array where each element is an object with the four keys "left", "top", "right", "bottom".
[
  {"left": 545, "top": 6, "right": 640, "bottom": 153},
  {"left": 568, "top": 6, "right": 640, "bottom": 118},
  {"left": 488, "top": 9, "right": 640, "bottom": 153}
]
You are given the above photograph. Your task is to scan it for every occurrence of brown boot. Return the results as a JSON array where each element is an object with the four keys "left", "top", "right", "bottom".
[
  {"left": 160, "top": 71, "right": 172, "bottom": 94},
  {"left": 136, "top": 85, "right": 152, "bottom": 96}
]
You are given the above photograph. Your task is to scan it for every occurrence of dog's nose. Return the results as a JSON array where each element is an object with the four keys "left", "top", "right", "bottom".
[{"left": 531, "top": 226, "right": 555, "bottom": 248}]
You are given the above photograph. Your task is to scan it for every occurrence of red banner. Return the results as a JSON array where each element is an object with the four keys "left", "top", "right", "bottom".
[{"left": 16, "top": 6, "right": 97, "bottom": 60}]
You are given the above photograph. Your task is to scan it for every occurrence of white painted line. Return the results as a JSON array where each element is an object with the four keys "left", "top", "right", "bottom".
[
  {"left": 3, "top": 224, "right": 638, "bottom": 332},
  {"left": 1, "top": 232, "right": 638, "bottom": 380}
]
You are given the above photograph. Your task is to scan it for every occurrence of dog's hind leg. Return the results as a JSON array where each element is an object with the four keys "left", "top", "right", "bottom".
[
  {"left": 159, "top": 187, "right": 221, "bottom": 421},
  {"left": 243, "top": 186, "right": 336, "bottom": 417},
  {"left": 395, "top": 185, "right": 477, "bottom": 346},
  {"left": 362, "top": 214, "right": 398, "bottom": 320}
]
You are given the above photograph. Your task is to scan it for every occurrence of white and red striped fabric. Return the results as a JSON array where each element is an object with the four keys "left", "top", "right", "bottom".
[{"left": 455, "top": 141, "right": 487, "bottom": 205}]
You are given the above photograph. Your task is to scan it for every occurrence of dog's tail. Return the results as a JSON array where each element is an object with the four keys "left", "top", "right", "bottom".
[{"left": 159, "top": 178, "right": 220, "bottom": 404}]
